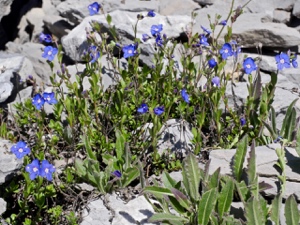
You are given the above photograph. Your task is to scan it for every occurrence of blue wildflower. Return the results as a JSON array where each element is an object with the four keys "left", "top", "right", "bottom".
[
  {"left": 219, "top": 43, "right": 233, "bottom": 60},
  {"left": 32, "top": 93, "right": 45, "bottom": 110},
  {"left": 292, "top": 55, "right": 298, "bottom": 68},
  {"left": 42, "top": 46, "right": 58, "bottom": 61},
  {"left": 275, "top": 53, "right": 290, "bottom": 70},
  {"left": 212, "top": 76, "right": 220, "bottom": 87},
  {"left": 201, "top": 25, "right": 211, "bottom": 35},
  {"left": 240, "top": 118, "right": 246, "bottom": 126},
  {"left": 112, "top": 170, "right": 122, "bottom": 178},
  {"left": 137, "top": 103, "right": 148, "bottom": 114},
  {"left": 154, "top": 106, "right": 164, "bottom": 116},
  {"left": 10, "top": 141, "right": 30, "bottom": 159},
  {"left": 142, "top": 34, "right": 150, "bottom": 42},
  {"left": 25, "top": 159, "right": 40, "bottom": 180},
  {"left": 89, "top": 45, "right": 100, "bottom": 63},
  {"left": 243, "top": 57, "right": 257, "bottom": 74},
  {"left": 147, "top": 10, "right": 156, "bottom": 17},
  {"left": 43, "top": 92, "right": 58, "bottom": 105},
  {"left": 219, "top": 20, "right": 227, "bottom": 26},
  {"left": 208, "top": 58, "right": 217, "bottom": 68},
  {"left": 122, "top": 44, "right": 137, "bottom": 59},
  {"left": 88, "top": 2, "right": 101, "bottom": 16},
  {"left": 39, "top": 33, "right": 52, "bottom": 43},
  {"left": 155, "top": 34, "right": 163, "bottom": 47},
  {"left": 199, "top": 34, "right": 209, "bottom": 46},
  {"left": 181, "top": 89, "right": 190, "bottom": 103},
  {"left": 151, "top": 24, "right": 163, "bottom": 36},
  {"left": 40, "top": 160, "right": 56, "bottom": 181}
]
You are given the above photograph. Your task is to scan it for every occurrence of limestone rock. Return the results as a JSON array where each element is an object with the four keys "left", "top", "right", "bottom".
[{"left": 0, "top": 139, "right": 24, "bottom": 184}]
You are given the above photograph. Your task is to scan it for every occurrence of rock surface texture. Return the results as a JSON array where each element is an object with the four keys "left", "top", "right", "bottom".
[{"left": 0, "top": 0, "right": 300, "bottom": 224}]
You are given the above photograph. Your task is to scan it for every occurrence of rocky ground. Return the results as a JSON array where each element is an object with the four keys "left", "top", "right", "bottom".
[{"left": 1, "top": 0, "right": 300, "bottom": 224}]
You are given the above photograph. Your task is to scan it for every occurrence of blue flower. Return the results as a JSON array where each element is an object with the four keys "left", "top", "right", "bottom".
[
  {"left": 219, "top": 20, "right": 227, "bottom": 26},
  {"left": 243, "top": 57, "right": 257, "bottom": 74},
  {"left": 199, "top": 35, "right": 209, "bottom": 46},
  {"left": 122, "top": 44, "right": 137, "bottom": 59},
  {"left": 292, "top": 55, "right": 298, "bottom": 68},
  {"left": 240, "top": 118, "right": 246, "bottom": 126},
  {"left": 32, "top": 93, "right": 45, "bottom": 110},
  {"left": 155, "top": 34, "right": 163, "bottom": 47},
  {"left": 137, "top": 103, "right": 148, "bottom": 114},
  {"left": 88, "top": 2, "right": 101, "bottom": 16},
  {"left": 43, "top": 92, "right": 58, "bottom": 105},
  {"left": 42, "top": 46, "right": 58, "bottom": 61},
  {"left": 39, "top": 33, "right": 52, "bottom": 43},
  {"left": 154, "top": 106, "right": 164, "bottom": 115},
  {"left": 219, "top": 43, "right": 233, "bottom": 60},
  {"left": 208, "top": 58, "right": 217, "bottom": 68},
  {"left": 275, "top": 53, "right": 290, "bottom": 70},
  {"left": 142, "top": 34, "right": 150, "bottom": 42},
  {"left": 112, "top": 170, "right": 122, "bottom": 178},
  {"left": 147, "top": 10, "right": 156, "bottom": 17},
  {"left": 212, "top": 76, "right": 220, "bottom": 87},
  {"left": 151, "top": 24, "right": 163, "bottom": 36},
  {"left": 89, "top": 45, "right": 100, "bottom": 63},
  {"left": 201, "top": 25, "right": 211, "bottom": 35},
  {"left": 40, "top": 160, "right": 56, "bottom": 181},
  {"left": 10, "top": 141, "right": 30, "bottom": 159},
  {"left": 25, "top": 159, "right": 40, "bottom": 180},
  {"left": 181, "top": 89, "right": 189, "bottom": 103}
]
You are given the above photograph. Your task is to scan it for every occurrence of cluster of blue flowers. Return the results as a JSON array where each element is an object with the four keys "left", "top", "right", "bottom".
[
  {"left": 275, "top": 52, "right": 298, "bottom": 70},
  {"left": 137, "top": 103, "right": 165, "bottom": 116},
  {"left": 40, "top": 33, "right": 58, "bottom": 62},
  {"left": 88, "top": 2, "right": 101, "bottom": 15},
  {"left": 10, "top": 142, "right": 55, "bottom": 181},
  {"left": 32, "top": 92, "right": 58, "bottom": 110}
]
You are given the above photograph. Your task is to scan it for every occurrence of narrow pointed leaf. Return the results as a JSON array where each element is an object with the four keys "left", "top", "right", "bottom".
[
  {"left": 270, "top": 194, "right": 281, "bottom": 225},
  {"left": 296, "top": 128, "right": 300, "bottom": 157},
  {"left": 162, "top": 171, "right": 177, "bottom": 189},
  {"left": 285, "top": 195, "right": 300, "bottom": 225},
  {"left": 218, "top": 177, "right": 234, "bottom": 218},
  {"left": 171, "top": 188, "right": 192, "bottom": 212},
  {"left": 233, "top": 135, "right": 248, "bottom": 182},
  {"left": 182, "top": 153, "right": 201, "bottom": 202},
  {"left": 198, "top": 188, "right": 217, "bottom": 225},
  {"left": 143, "top": 186, "right": 174, "bottom": 199},
  {"left": 280, "top": 98, "right": 297, "bottom": 137},
  {"left": 245, "top": 196, "right": 266, "bottom": 225},
  {"left": 149, "top": 213, "right": 188, "bottom": 224}
]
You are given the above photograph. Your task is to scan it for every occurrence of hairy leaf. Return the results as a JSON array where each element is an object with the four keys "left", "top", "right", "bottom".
[
  {"left": 218, "top": 177, "right": 234, "bottom": 218},
  {"left": 149, "top": 213, "right": 188, "bottom": 225},
  {"left": 285, "top": 195, "right": 300, "bottom": 225},
  {"left": 182, "top": 153, "right": 201, "bottom": 202},
  {"left": 143, "top": 186, "right": 174, "bottom": 199},
  {"left": 245, "top": 196, "right": 266, "bottom": 225},
  {"left": 233, "top": 135, "right": 248, "bottom": 182},
  {"left": 280, "top": 98, "right": 298, "bottom": 138},
  {"left": 247, "top": 140, "right": 258, "bottom": 197},
  {"left": 198, "top": 188, "right": 217, "bottom": 225},
  {"left": 270, "top": 194, "right": 281, "bottom": 225}
]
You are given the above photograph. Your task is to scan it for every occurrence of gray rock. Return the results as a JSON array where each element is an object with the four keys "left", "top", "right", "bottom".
[
  {"left": 43, "top": 14, "right": 73, "bottom": 39},
  {"left": 81, "top": 193, "right": 157, "bottom": 225},
  {"left": 0, "top": 198, "right": 6, "bottom": 215},
  {"left": 5, "top": 42, "right": 60, "bottom": 85},
  {"left": 292, "top": 0, "right": 300, "bottom": 18},
  {"left": 0, "top": 82, "right": 13, "bottom": 103},
  {"left": 0, "top": 0, "right": 13, "bottom": 20},
  {"left": 62, "top": 10, "right": 191, "bottom": 61},
  {"left": 0, "top": 139, "right": 24, "bottom": 184},
  {"left": 273, "top": 10, "right": 291, "bottom": 24},
  {"left": 159, "top": 0, "right": 200, "bottom": 16}
]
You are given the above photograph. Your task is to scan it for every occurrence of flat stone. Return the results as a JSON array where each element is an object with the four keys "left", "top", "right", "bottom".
[
  {"left": 0, "top": 139, "right": 24, "bottom": 184},
  {"left": 0, "top": 198, "right": 6, "bottom": 215}
]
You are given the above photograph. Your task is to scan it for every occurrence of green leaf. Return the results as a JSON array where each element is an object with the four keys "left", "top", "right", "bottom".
[
  {"left": 218, "top": 177, "right": 234, "bottom": 218},
  {"left": 296, "top": 129, "right": 300, "bottom": 157},
  {"left": 270, "top": 194, "right": 281, "bottom": 225},
  {"left": 285, "top": 195, "right": 300, "bottom": 225},
  {"left": 162, "top": 171, "right": 177, "bottom": 189},
  {"left": 106, "top": 14, "right": 112, "bottom": 25},
  {"left": 149, "top": 213, "right": 188, "bottom": 224},
  {"left": 280, "top": 98, "right": 298, "bottom": 138},
  {"left": 83, "top": 135, "right": 97, "bottom": 160},
  {"left": 245, "top": 196, "right": 266, "bottom": 225},
  {"left": 198, "top": 188, "right": 217, "bottom": 225},
  {"left": 170, "top": 188, "right": 192, "bottom": 212},
  {"left": 143, "top": 186, "right": 174, "bottom": 199},
  {"left": 247, "top": 140, "right": 258, "bottom": 197},
  {"left": 182, "top": 153, "right": 201, "bottom": 202},
  {"left": 115, "top": 130, "right": 125, "bottom": 161},
  {"left": 122, "top": 166, "right": 139, "bottom": 187},
  {"left": 74, "top": 158, "right": 86, "bottom": 177},
  {"left": 233, "top": 135, "right": 248, "bottom": 182}
]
